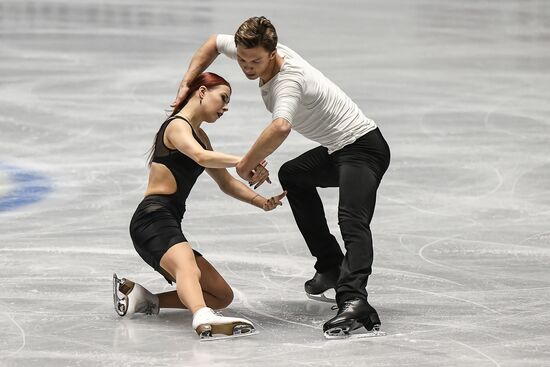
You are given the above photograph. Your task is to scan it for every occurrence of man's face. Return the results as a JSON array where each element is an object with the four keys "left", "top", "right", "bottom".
[{"left": 236, "top": 45, "right": 275, "bottom": 80}]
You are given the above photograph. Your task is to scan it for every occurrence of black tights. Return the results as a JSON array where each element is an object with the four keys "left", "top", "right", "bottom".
[{"left": 278, "top": 128, "right": 390, "bottom": 305}]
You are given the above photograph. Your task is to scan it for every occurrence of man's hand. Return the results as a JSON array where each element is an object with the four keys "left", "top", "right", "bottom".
[
  {"left": 237, "top": 160, "right": 271, "bottom": 189},
  {"left": 171, "top": 81, "right": 190, "bottom": 110},
  {"left": 249, "top": 160, "right": 271, "bottom": 189}
]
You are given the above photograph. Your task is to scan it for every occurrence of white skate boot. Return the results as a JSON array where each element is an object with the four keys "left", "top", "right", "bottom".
[
  {"left": 192, "top": 307, "right": 257, "bottom": 341},
  {"left": 113, "top": 273, "right": 159, "bottom": 317}
]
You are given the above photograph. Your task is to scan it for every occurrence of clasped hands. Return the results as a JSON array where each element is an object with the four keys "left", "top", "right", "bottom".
[
  {"left": 236, "top": 159, "right": 287, "bottom": 211},
  {"left": 237, "top": 159, "right": 271, "bottom": 189}
]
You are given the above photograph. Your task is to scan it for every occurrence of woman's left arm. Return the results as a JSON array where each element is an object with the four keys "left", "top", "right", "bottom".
[{"left": 206, "top": 166, "right": 286, "bottom": 210}]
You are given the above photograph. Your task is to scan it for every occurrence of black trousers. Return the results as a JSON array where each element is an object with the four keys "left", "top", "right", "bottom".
[{"left": 278, "top": 128, "right": 390, "bottom": 305}]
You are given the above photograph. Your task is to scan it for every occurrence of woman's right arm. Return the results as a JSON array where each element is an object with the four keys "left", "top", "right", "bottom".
[
  {"left": 172, "top": 34, "right": 220, "bottom": 108},
  {"left": 165, "top": 120, "right": 240, "bottom": 168}
]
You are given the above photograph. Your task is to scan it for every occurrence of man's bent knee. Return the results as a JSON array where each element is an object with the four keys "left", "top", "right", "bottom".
[{"left": 278, "top": 160, "right": 295, "bottom": 186}]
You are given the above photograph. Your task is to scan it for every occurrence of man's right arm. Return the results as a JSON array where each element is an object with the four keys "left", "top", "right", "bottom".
[{"left": 172, "top": 34, "right": 220, "bottom": 108}]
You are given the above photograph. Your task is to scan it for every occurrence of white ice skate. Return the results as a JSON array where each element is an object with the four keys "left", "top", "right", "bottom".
[
  {"left": 113, "top": 273, "right": 159, "bottom": 317},
  {"left": 192, "top": 307, "right": 257, "bottom": 341}
]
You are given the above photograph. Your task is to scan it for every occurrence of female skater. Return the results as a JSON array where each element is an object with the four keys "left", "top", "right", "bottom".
[{"left": 113, "top": 72, "right": 286, "bottom": 340}]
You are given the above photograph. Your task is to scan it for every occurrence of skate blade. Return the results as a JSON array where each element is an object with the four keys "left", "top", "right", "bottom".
[
  {"left": 199, "top": 327, "right": 258, "bottom": 342},
  {"left": 113, "top": 273, "right": 128, "bottom": 317},
  {"left": 306, "top": 288, "right": 336, "bottom": 303},
  {"left": 324, "top": 324, "right": 385, "bottom": 340}
]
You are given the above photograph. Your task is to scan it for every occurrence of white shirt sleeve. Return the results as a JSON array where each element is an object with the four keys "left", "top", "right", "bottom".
[
  {"left": 271, "top": 76, "right": 303, "bottom": 125},
  {"left": 215, "top": 34, "right": 238, "bottom": 60}
]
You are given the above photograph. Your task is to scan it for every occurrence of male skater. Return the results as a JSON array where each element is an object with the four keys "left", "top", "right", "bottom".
[{"left": 173, "top": 16, "right": 390, "bottom": 338}]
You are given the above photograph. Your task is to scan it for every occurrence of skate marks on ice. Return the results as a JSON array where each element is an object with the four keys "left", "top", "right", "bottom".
[
  {"left": 208, "top": 254, "right": 350, "bottom": 337},
  {"left": 221, "top": 255, "right": 389, "bottom": 342},
  {"left": 0, "top": 304, "right": 26, "bottom": 359}
]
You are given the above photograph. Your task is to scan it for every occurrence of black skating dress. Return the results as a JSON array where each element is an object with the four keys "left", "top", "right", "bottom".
[{"left": 129, "top": 116, "right": 207, "bottom": 283}]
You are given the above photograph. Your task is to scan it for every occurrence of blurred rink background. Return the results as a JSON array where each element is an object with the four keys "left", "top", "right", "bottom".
[{"left": 1, "top": 1, "right": 549, "bottom": 366}]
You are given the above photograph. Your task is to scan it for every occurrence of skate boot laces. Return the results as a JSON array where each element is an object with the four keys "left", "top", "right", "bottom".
[{"left": 332, "top": 299, "right": 355, "bottom": 313}]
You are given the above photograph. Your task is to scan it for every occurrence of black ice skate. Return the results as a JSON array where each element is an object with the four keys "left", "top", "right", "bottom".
[
  {"left": 304, "top": 268, "right": 340, "bottom": 303},
  {"left": 323, "top": 298, "right": 385, "bottom": 339}
]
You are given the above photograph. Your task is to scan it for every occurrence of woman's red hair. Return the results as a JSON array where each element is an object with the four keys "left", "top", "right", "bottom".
[
  {"left": 170, "top": 72, "right": 232, "bottom": 117},
  {"left": 147, "top": 72, "right": 231, "bottom": 165}
]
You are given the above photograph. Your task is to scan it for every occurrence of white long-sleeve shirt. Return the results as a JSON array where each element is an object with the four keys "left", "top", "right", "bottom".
[{"left": 216, "top": 34, "right": 377, "bottom": 154}]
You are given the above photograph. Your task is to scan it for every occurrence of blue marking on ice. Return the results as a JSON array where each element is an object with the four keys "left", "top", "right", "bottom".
[{"left": 0, "top": 163, "right": 52, "bottom": 212}]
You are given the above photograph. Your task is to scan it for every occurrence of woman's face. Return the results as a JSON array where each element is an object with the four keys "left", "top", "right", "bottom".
[{"left": 201, "top": 85, "right": 231, "bottom": 123}]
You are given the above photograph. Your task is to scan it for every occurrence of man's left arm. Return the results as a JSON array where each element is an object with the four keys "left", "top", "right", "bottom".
[{"left": 236, "top": 118, "right": 292, "bottom": 184}]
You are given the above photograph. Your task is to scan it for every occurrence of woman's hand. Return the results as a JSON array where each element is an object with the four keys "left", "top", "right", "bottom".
[{"left": 261, "top": 191, "right": 287, "bottom": 211}]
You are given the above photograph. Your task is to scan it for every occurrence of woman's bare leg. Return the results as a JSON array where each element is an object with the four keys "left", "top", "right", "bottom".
[
  {"left": 150, "top": 244, "right": 254, "bottom": 337},
  {"left": 159, "top": 242, "right": 205, "bottom": 313},
  {"left": 157, "top": 254, "right": 234, "bottom": 310}
]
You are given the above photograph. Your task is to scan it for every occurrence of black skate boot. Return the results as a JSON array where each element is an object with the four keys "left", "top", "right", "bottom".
[
  {"left": 323, "top": 298, "right": 382, "bottom": 339},
  {"left": 304, "top": 268, "right": 340, "bottom": 303}
]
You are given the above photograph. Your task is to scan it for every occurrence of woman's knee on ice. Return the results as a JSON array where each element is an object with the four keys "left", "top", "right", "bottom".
[
  {"left": 217, "top": 287, "right": 234, "bottom": 309},
  {"left": 207, "top": 277, "right": 234, "bottom": 308}
]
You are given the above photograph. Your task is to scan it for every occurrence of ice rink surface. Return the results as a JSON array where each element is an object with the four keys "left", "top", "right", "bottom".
[{"left": 1, "top": 0, "right": 550, "bottom": 366}]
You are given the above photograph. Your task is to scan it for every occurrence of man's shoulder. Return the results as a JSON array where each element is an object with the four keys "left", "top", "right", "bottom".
[
  {"left": 269, "top": 65, "right": 304, "bottom": 93},
  {"left": 216, "top": 34, "right": 237, "bottom": 58},
  {"left": 278, "top": 55, "right": 306, "bottom": 79},
  {"left": 279, "top": 44, "right": 320, "bottom": 76}
]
